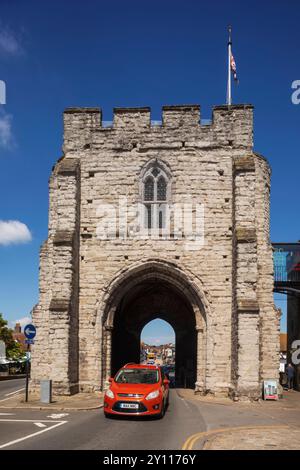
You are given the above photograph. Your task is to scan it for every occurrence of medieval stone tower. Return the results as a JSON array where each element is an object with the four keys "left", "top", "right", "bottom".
[{"left": 31, "top": 104, "right": 279, "bottom": 399}]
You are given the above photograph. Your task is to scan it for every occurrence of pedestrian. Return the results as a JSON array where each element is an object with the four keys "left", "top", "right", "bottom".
[{"left": 286, "top": 363, "right": 295, "bottom": 391}]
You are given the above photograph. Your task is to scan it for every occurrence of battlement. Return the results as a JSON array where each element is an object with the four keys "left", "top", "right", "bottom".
[{"left": 63, "top": 103, "right": 254, "bottom": 152}]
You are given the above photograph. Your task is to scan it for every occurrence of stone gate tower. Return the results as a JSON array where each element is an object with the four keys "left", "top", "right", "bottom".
[{"left": 31, "top": 104, "right": 279, "bottom": 399}]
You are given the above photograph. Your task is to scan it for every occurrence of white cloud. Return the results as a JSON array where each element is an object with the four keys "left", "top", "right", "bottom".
[
  {"left": 0, "top": 220, "right": 32, "bottom": 246},
  {"left": 0, "top": 23, "right": 23, "bottom": 57},
  {"left": 10, "top": 316, "right": 32, "bottom": 330},
  {"left": 0, "top": 110, "right": 13, "bottom": 148},
  {"left": 142, "top": 336, "right": 175, "bottom": 346}
]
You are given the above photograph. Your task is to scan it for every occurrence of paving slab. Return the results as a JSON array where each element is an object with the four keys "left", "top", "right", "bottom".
[{"left": 203, "top": 426, "right": 300, "bottom": 450}]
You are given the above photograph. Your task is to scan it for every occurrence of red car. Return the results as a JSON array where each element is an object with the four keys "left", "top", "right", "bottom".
[{"left": 104, "top": 363, "right": 170, "bottom": 418}]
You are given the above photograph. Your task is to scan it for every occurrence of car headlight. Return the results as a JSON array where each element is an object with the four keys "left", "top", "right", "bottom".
[
  {"left": 145, "top": 390, "right": 160, "bottom": 401},
  {"left": 105, "top": 388, "right": 114, "bottom": 399}
]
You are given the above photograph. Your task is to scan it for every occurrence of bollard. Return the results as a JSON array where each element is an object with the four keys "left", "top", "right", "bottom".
[{"left": 40, "top": 379, "right": 52, "bottom": 404}]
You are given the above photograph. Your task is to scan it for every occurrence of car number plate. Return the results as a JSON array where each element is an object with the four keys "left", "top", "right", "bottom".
[{"left": 120, "top": 403, "right": 139, "bottom": 409}]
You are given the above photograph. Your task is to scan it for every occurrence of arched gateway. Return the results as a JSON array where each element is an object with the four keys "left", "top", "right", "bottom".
[
  {"left": 31, "top": 104, "right": 280, "bottom": 400},
  {"left": 98, "top": 260, "right": 207, "bottom": 391}
]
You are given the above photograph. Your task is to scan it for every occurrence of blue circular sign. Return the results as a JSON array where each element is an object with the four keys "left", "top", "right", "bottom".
[{"left": 24, "top": 324, "right": 36, "bottom": 339}]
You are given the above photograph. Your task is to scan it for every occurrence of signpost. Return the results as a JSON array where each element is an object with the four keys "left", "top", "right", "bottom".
[{"left": 24, "top": 324, "right": 36, "bottom": 402}]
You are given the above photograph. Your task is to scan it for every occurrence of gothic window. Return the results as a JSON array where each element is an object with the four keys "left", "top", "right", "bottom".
[
  {"left": 144, "top": 176, "right": 154, "bottom": 201},
  {"left": 157, "top": 176, "right": 167, "bottom": 201},
  {"left": 141, "top": 162, "right": 171, "bottom": 230}
]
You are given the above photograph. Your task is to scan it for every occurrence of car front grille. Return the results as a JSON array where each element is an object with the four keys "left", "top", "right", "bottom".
[
  {"left": 112, "top": 401, "right": 148, "bottom": 413},
  {"left": 117, "top": 393, "right": 144, "bottom": 398}
]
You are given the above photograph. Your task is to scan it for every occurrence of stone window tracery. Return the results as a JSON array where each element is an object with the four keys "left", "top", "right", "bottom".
[{"left": 141, "top": 162, "right": 171, "bottom": 230}]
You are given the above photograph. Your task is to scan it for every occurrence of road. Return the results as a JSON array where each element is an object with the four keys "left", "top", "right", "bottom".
[
  {"left": 0, "top": 390, "right": 206, "bottom": 450},
  {"left": 1, "top": 385, "right": 298, "bottom": 450},
  {"left": 0, "top": 378, "right": 26, "bottom": 402}
]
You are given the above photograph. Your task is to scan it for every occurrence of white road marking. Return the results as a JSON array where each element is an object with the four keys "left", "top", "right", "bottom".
[
  {"left": 178, "top": 395, "right": 190, "bottom": 408},
  {"left": 0, "top": 419, "right": 64, "bottom": 423},
  {"left": 0, "top": 412, "right": 15, "bottom": 416},
  {"left": 0, "top": 395, "right": 23, "bottom": 403},
  {"left": 0, "top": 419, "right": 67, "bottom": 449},
  {"left": 47, "top": 413, "right": 69, "bottom": 419},
  {"left": 34, "top": 422, "right": 47, "bottom": 428},
  {"left": 5, "top": 388, "right": 25, "bottom": 396}
]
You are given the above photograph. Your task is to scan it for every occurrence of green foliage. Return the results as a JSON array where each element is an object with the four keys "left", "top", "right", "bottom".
[{"left": 0, "top": 313, "right": 24, "bottom": 359}]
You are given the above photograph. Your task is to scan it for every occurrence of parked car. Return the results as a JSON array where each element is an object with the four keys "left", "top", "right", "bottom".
[
  {"left": 104, "top": 363, "right": 169, "bottom": 418},
  {"left": 161, "top": 365, "right": 175, "bottom": 388}
]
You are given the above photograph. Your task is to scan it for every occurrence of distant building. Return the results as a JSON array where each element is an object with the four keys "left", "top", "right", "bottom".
[
  {"left": 12, "top": 323, "right": 26, "bottom": 352},
  {"left": 165, "top": 348, "right": 173, "bottom": 358},
  {"left": 280, "top": 333, "right": 287, "bottom": 353}
]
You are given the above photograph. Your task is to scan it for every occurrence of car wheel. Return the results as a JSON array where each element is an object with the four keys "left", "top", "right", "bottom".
[
  {"left": 166, "top": 394, "right": 169, "bottom": 409},
  {"left": 157, "top": 400, "right": 165, "bottom": 419},
  {"left": 104, "top": 412, "right": 111, "bottom": 419}
]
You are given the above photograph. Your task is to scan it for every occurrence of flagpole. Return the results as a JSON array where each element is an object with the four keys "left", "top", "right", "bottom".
[{"left": 227, "top": 25, "right": 232, "bottom": 106}]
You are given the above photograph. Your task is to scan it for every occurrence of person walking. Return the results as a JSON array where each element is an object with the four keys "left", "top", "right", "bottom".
[{"left": 286, "top": 363, "right": 295, "bottom": 391}]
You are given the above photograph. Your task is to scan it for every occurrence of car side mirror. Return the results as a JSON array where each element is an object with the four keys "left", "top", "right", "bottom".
[
  {"left": 109, "top": 377, "right": 113, "bottom": 383},
  {"left": 163, "top": 379, "right": 170, "bottom": 385}
]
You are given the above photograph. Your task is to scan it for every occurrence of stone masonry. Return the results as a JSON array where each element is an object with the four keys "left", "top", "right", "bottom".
[{"left": 31, "top": 104, "right": 279, "bottom": 399}]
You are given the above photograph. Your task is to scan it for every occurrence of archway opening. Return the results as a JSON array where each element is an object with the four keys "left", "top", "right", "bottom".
[
  {"left": 110, "top": 276, "right": 198, "bottom": 388},
  {"left": 140, "top": 319, "right": 176, "bottom": 385}
]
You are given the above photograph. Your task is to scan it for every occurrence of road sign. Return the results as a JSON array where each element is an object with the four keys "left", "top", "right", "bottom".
[
  {"left": 24, "top": 324, "right": 36, "bottom": 403},
  {"left": 25, "top": 339, "right": 35, "bottom": 345},
  {"left": 24, "top": 324, "right": 36, "bottom": 340}
]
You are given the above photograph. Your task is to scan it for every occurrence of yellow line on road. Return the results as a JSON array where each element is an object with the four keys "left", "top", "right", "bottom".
[{"left": 182, "top": 425, "right": 290, "bottom": 450}]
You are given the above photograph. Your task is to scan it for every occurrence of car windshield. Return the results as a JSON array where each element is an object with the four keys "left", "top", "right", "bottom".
[{"left": 115, "top": 368, "right": 159, "bottom": 384}]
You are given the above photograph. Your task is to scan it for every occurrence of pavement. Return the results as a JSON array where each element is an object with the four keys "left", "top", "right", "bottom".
[
  {"left": 0, "top": 377, "right": 103, "bottom": 410},
  {"left": 0, "top": 391, "right": 103, "bottom": 411},
  {"left": 179, "top": 388, "right": 300, "bottom": 450},
  {"left": 1, "top": 379, "right": 300, "bottom": 450},
  {"left": 202, "top": 427, "right": 300, "bottom": 450}
]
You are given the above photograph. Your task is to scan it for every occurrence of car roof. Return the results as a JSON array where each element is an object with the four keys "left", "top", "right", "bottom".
[{"left": 121, "top": 363, "right": 160, "bottom": 370}]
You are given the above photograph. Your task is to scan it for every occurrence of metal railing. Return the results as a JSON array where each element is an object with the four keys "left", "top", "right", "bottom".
[{"left": 273, "top": 243, "right": 300, "bottom": 293}]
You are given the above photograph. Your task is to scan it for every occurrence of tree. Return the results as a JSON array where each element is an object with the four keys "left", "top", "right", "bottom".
[{"left": 0, "top": 313, "right": 24, "bottom": 359}]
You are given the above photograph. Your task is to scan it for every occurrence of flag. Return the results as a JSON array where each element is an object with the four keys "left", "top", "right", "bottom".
[
  {"left": 227, "top": 25, "right": 239, "bottom": 105},
  {"left": 230, "top": 51, "right": 238, "bottom": 82}
]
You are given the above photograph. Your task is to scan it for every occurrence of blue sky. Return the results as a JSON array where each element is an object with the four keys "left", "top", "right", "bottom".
[
  {"left": 0, "top": 0, "right": 299, "bottom": 337},
  {"left": 141, "top": 320, "right": 175, "bottom": 346}
]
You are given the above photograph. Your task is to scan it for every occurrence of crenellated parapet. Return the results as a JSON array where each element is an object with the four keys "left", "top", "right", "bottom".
[{"left": 62, "top": 103, "right": 254, "bottom": 153}]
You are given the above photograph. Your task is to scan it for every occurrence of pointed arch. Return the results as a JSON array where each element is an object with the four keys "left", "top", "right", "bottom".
[{"left": 96, "top": 259, "right": 209, "bottom": 391}]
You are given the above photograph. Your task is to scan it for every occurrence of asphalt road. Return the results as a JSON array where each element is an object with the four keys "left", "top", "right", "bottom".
[
  {"left": 0, "top": 390, "right": 207, "bottom": 450},
  {"left": 0, "top": 378, "right": 26, "bottom": 401},
  {"left": 1, "top": 385, "right": 295, "bottom": 450}
]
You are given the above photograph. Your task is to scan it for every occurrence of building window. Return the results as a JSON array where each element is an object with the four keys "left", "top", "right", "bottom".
[
  {"left": 144, "top": 176, "right": 154, "bottom": 201},
  {"left": 141, "top": 162, "right": 171, "bottom": 230}
]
